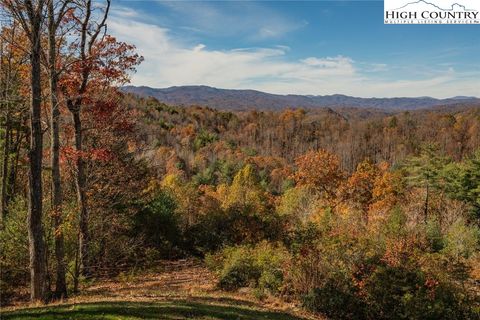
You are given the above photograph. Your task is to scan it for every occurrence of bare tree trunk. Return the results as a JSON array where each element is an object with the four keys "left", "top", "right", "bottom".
[
  {"left": 8, "top": 128, "right": 24, "bottom": 200},
  {"left": 72, "top": 239, "right": 80, "bottom": 292},
  {"left": 1, "top": 112, "right": 11, "bottom": 220},
  {"left": 1, "top": 35, "right": 12, "bottom": 221},
  {"left": 48, "top": 0, "right": 67, "bottom": 298},
  {"left": 28, "top": 9, "right": 47, "bottom": 302},
  {"left": 72, "top": 108, "right": 90, "bottom": 277}
]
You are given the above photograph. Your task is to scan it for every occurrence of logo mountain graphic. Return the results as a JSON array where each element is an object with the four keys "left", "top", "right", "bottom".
[{"left": 393, "top": 0, "right": 476, "bottom": 11}]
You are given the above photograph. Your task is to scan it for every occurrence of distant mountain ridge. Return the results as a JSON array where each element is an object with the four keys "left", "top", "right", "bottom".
[{"left": 122, "top": 85, "right": 480, "bottom": 111}]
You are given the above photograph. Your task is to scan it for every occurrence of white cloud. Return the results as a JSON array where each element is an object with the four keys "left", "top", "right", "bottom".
[
  {"left": 109, "top": 8, "right": 480, "bottom": 99},
  {"left": 193, "top": 44, "right": 206, "bottom": 52},
  {"left": 301, "top": 56, "right": 353, "bottom": 68},
  {"left": 144, "top": 1, "right": 308, "bottom": 42},
  {"left": 110, "top": 6, "right": 140, "bottom": 19},
  {"left": 156, "top": 1, "right": 307, "bottom": 40}
]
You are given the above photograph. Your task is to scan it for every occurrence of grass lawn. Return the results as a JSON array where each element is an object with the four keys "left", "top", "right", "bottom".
[
  {"left": 1, "top": 300, "right": 306, "bottom": 320},
  {"left": 1, "top": 261, "right": 316, "bottom": 320}
]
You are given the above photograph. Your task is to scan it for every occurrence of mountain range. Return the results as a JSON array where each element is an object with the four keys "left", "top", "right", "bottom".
[{"left": 122, "top": 85, "right": 480, "bottom": 111}]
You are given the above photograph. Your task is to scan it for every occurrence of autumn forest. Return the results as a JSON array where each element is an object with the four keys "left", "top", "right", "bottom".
[{"left": 1, "top": 0, "right": 480, "bottom": 319}]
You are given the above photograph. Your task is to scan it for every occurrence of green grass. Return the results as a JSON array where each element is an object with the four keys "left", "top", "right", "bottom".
[{"left": 1, "top": 300, "right": 306, "bottom": 320}]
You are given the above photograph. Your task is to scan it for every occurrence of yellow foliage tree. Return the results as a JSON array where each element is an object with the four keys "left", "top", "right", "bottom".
[
  {"left": 161, "top": 174, "right": 200, "bottom": 227},
  {"left": 221, "top": 164, "right": 270, "bottom": 214}
]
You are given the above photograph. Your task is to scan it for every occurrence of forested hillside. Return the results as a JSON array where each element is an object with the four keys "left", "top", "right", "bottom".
[
  {"left": 122, "top": 85, "right": 480, "bottom": 110},
  {"left": 3, "top": 88, "right": 480, "bottom": 318},
  {"left": 130, "top": 95, "right": 480, "bottom": 173}
]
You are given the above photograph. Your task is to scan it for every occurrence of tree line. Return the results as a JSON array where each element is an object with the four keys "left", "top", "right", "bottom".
[{"left": 0, "top": 0, "right": 141, "bottom": 302}]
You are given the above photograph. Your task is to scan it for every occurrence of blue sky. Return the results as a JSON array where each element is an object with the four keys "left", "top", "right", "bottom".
[{"left": 111, "top": 0, "right": 480, "bottom": 98}]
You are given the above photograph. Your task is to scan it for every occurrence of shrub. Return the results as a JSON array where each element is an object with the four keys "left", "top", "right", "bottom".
[
  {"left": 206, "top": 241, "right": 289, "bottom": 294},
  {"left": 286, "top": 207, "right": 479, "bottom": 320},
  {"left": 442, "top": 218, "right": 479, "bottom": 259},
  {"left": 362, "top": 261, "right": 477, "bottom": 320},
  {"left": 187, "top": 202, "right": 283, "bottom": 255},
  {"left": 289, "top": 241, "right": 368, "bottom": 319},
  {"left": 207, "top": 246, "right": 260, "bottom": 291},
  {"left": 303, "top": 281, "right": 364, "bottom": 320},
  {"left": 363, "top": 264, "right": 427, "bottom": 319},
  {"left": 255, "top": 242, "right": 289, "bottom": 294},
  {"left": 133, "top": 190, "right": 182, "bottom": 257}
]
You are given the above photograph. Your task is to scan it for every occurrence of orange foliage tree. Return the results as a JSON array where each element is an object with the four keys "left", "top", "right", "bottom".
[{"left": 293, "top": 150, "right": 345, "bottom": 206}]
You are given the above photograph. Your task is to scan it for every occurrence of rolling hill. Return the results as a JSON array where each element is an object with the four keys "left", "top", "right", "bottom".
[{"left": 121, "top": 85, "right": 479, "bottom": 111}]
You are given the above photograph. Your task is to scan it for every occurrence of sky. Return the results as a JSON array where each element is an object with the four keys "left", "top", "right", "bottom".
[{"left": 110, "top": 0, "right": 480, "bottom": 98}]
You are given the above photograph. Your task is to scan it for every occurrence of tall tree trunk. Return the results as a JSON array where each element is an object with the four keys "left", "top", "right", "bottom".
[
  {"left": 8, "top": 128, "right": 23, "bottom": 200},
  {"left": 1, "top": 112, "right": 11, "bottom": 220},
  {"left": 28, "top": 12, "right": 47, "bottom": 302},
  {"left": 63, "top": 0, "right": 110, "bottom": 279},
  {"left": 1, "top": 35, "right": 11, "bottom": 221},
  {"left": 48, "top": 0, "right": 67, "bottom": 298},
  {"left": 72, "top": 108, "right": 90, "bottom": 277}
]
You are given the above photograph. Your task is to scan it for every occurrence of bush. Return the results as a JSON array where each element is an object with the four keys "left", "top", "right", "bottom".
[
  {"left": 286, "top": 207, "right": 479, "bottom": 320},
  {"left": 363, "top": 264, "right": 427, "bottom": 319},
  {"left": 186, "top": 203, "right": 283, "bottom": 255},
  {"left": 133, "top": 190, "right": 182, "bottom": 257},
  {"left": 206, "top": 241, "right": 289, "bottom": 294},
  {"left": 254, "top": 242, "right": 289, "bottom": 294},
  {"left": 217, "top": 249, "right": 259, "bottom": 291},
  {"left": 303, "top": 281, "right": 364, "bottom": 320},
  {"left": 294, "top": 249, "right": 478, "bottom": 320},
  {"left": 362, "top": 261, "right": 477, "bottom": 320},
  {"left": 289, "top": 241, "right": 368, "bottom": 319},
  {"left": 442, "top": 218, "right": 479, "bottom": 259}
]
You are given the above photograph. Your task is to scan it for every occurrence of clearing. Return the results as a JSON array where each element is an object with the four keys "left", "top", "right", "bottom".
[{"left": 1, "top": 260, "right": 320, "bottom": 320}]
